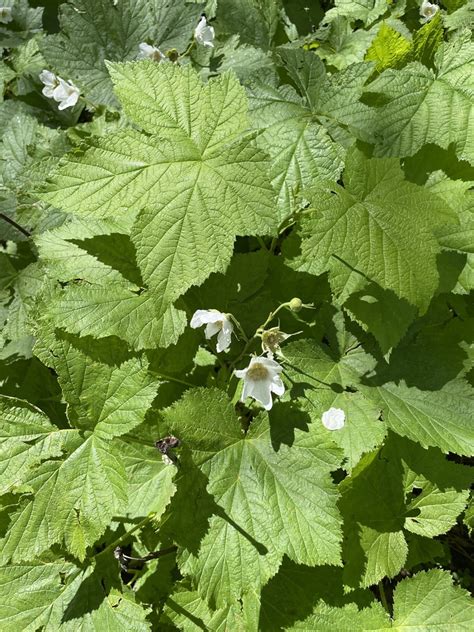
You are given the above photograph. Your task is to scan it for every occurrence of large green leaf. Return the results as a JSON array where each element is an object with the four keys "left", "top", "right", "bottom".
[
  {"left": 286, "top": 149, "right": 454, "bottom": 311},
  {"left": 34, "top": 330, "right": 158, "bottom": 438},
  {"left": 290, "top": 570, "right": 473, "bottom": 630},
  {"left": 364, "top": 378, "right": 474, "bottom": 456},
  {"left": 0, "top": 560, "right": 75, "bottom": 632},
  {"left": 324, "top": 0, "right": 387, "bottom": 27},
  {"left": 43, "top": 284, "right": 186, "bottom": 351},
  {"left": 0, "top": 396, "right": 73, "bottom": 496},
  {"left": 121, "top": 441, "right": 177, "bottom": 519},
  {"left": 41, "top": 63, "right": 276, "bottom": 326},
  {"left": 34, "top": 216, "right": 139, "bottom": 288},
  {"left": 363, "top": 33, "right": 474, "bottom": 164},
  {"left": 1, "top": 432, "right": 127, "bottom": 562},
  {"left": 285, "top": 338, "right": 386, "bottom": 471},
  {"left": 248, "top": 81, "right": 344, "bottom": 222},
  {"left": 339, "top": 433, "right": 471, "bottom": 588},
  {"left": 161, "top": 388, "right": 343, "bottom": 606},
  {"left": 248, "top": 50, "right": 373, "bottom": 220},
  {"left": 215, "top": 0, "right": 281, "bottom": 49},
  {"left": 390, "top": 569, "right": 474, "bottom": 630},
  {"left": 37, "top": 561, "right": 151, "bottom": 632}
]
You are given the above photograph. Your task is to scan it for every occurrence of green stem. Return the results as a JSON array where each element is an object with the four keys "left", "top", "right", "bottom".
[
  {"left": 229, "top": 302, "right": 292, "bottom": 371},
  {"left": 257, "top": 302, "right": 289, "bottom": 333},
  {"left": 378, "top": 581, "right": 390, "bottom": 614},
  {"left": 150, "top": 370, "right": 196, "bottom": 389},
  {"left": 97, "top": 514, "right": 156, "bottom": 558},
  {"left": 228, "top": 314, "right": 249, "bottom": 343},
  {"left": 180, "top": 39, "right": 195, "bottom": 58}
]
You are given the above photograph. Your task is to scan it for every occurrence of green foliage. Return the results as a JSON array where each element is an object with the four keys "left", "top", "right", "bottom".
[
  {"left": 362, "top": 32, "right": 474, "bottom": 164},
  {"left": 0, "top": 0, "right": 472, "bottom": 629},
  {"left": 286, "top": 149, "right": 453, "bottom": 311}
]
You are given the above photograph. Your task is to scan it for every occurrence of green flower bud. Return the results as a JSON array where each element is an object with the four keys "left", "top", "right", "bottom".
[{"left": 289, "top": 297, "right": 303, "bottom": 312}]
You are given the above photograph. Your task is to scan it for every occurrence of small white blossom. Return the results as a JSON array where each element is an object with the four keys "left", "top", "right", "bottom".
[
  {"left": 0, "top": 7, "right": 12, "bottom": 24},
  {"left": 194, "top": 16, "right": 215, "bottom": 47},
  {"left": 138, "top": 42, "right": 167, "bottom": 62},
  {"left": 40, "top": 70, "right": 80, "bottom": 110},
  {"left": 190, "top": 309, "right": 233, "bottom": 353},
  {"left": 235, "top": 354, "right": 285, "bottom": 411},
  {"left": 321, "top": 407, "right": 345, "bottom": 431},
  {"left": 419, "top": 0, "right": 439, "bottom": 22}
]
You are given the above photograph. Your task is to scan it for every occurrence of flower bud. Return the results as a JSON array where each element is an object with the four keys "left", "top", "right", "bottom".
[{"left": 289, "top": 297, "right": 303, "bottom": 312}]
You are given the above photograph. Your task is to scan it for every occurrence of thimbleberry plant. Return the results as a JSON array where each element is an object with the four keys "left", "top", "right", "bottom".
[{"left": 0, "top": 1, "right": 473, "bottom": 630}]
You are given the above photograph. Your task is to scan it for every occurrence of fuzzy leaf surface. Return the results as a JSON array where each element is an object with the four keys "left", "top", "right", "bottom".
[
  {"left": 363, "top": 34, "right": 474, "bottom": 164},
  {"left": 162, "top": 388, "right": 343, "bottom": 605},
  {"left": 41, "top": 63, "right": 276, "bottom": 321},
  {"left": 287, "top": 150, "right": 453, "bottom": 311}
]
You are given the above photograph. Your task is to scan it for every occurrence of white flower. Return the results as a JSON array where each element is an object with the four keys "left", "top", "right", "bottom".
[
  {"left": 419, "top": 0, "right": 439, "bottom": 22},
  {"left": 321, "top": 407, "right": 345, "bottom": 431},
  {"left": 235, "top": 354, "right": 285, "bottom": 411},
  {"left": 190, "top": 309, "right": 233, "bottom": 353},
  {"left": 138, "top": 42, "right": 167, "bottom": 62},
  {"left": 54, "top": 78, "right": 81, "bottom": 110},
  {"left": 40, "top": 70, "right": 80, "bottom": 110},
  {"left": 194, "top": 16, "right": 215, "bottom": 47},
  {"left": 0, "top": 7, "right": 12, "bottom": 24}
]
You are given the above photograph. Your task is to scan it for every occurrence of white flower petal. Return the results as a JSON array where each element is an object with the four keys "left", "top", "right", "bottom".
[
  {"left": 190, "top": 309, "right": 233, "bottom": 352},
  {"left": 240, "top": 378, "right": 252, "bottom": 402},
  {"left": 259, "top": 354, "right": 283, "bottom": 376},
  {"left": 205, "top": 321, "right": 221, "bottom": 339},
  {"left": 190, "top": 309, "right": 225, "bottom": 328},
  {"left": 138, "top": 42, "right": 166, "bottom": 61},
  {"left": 39, "top": 69, "right": 57, "bottom": 86},
  {"left": 270, "top": 375, "right": 285, "bottom": 397},
  {"left": 322, "top": 407, "right": 345, "bottom": 431},
  {"left": 216, "top": 324, "right": 232, "bottom": 352},
  {"left": 246, "top": 377, "right": 273, "bottom": 410},
  {"left": 138, "top": 42, "right": 155, "bottom": 56},
  {"left": 195, "top": 16, "right": 215, "bottom": 47},
  {"left": 235, "top": 354, "right": 284, "bottom": 410},
  {"left": 58, "top": 91, "right": 79, "bottom": 110},
  {"left": 42, "top": 86, "right": 55, "bottom": 98}
]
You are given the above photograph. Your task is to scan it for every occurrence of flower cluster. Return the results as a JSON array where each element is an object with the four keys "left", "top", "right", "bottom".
[
  {"left": 190, "top": 308, "right": 347, "bottom": 428},
  {"left": 39, "top": 70, "right": 80, "bottom": 110}
]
